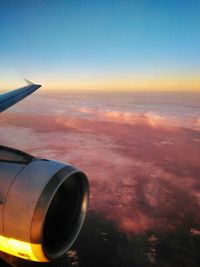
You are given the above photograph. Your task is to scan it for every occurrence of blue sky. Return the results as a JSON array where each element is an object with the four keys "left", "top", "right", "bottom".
[{"left": 0, "top": 0, "right": 200, "bottom": 90}]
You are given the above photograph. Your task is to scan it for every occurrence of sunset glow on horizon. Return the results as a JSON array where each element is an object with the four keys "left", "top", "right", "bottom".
[
  {"left": 42, "top": 74, "right": 200, "bottom": 92},
  {"left": 1, "top": 74, "right": 200, "bottom": 92}
]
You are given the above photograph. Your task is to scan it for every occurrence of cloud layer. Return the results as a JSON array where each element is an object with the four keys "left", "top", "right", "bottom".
[{"left": 0, "top": 92, "right": 200, "bottom": 235}]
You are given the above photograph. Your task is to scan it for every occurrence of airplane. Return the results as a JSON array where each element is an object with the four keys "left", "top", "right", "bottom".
[
  {"left": 0, "top": 81, "right": 89, "bottom": 262},
  {"left": 0, "top": 80, "right": 41, "bottom": 113}
]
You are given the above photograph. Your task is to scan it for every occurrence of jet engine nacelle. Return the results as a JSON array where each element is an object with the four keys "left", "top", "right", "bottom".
[{"left": 0, "top": 146, "right": 89, "bottom": 262}]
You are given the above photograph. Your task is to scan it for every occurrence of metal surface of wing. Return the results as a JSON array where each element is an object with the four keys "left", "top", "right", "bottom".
[{"left": 0, "top": 81, "right": 41, "bottom": 113}]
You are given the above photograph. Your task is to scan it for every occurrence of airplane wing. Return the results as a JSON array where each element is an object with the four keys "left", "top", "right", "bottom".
[{"left": 0, "top": 80, "right": 41, "bottom": 113}]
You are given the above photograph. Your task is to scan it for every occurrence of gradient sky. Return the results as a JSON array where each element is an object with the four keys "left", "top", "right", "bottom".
[{"left": 0, "top": 0, "right": 200, "bottom": 91}]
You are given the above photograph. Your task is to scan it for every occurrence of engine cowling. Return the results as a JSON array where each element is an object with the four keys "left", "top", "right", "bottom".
[{"left": 0, "top": 146, "right": 89, "bottom": 262}]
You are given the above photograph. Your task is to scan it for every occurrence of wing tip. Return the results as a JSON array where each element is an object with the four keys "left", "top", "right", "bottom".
[{"left": 24, "top": 79, "right": 34, "bottom": 85}]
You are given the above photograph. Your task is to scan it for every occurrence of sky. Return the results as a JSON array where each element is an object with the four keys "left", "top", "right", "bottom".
[{"left": 0, "top": 0, "right": 200, "bottom": 91}]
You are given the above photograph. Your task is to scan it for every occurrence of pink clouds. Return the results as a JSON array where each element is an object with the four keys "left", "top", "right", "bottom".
[{"left": 0, "top": 92, "right": 200, "bottom": 235}]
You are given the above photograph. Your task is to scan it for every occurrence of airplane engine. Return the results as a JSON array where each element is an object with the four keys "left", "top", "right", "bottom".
[{"left": 0, "top": 146, "right": 89, "bottom": 262}]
